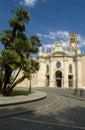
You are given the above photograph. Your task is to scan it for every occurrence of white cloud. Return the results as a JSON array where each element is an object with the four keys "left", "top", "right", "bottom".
[
  {"left": 44, "top": 43, "right": 55, "bottom": 48},
  {"left": 37, "top": 31, "right": 85, "bottom": 49},
  {"left": 43, "top": 32, "right": 56, "bottom": 39},
  {"left": 36, "top": 31, "right": 69, "bottom": 48},
  {"left": 56, "top": 31, "right": 69, "bottom": 40},
  {"left": 18, "top": 0, "right": 46, "bottom": 7},
  {"left": 19, "top": 0, "right": 37, "bottom": 7},
  {"left": 78, "top": 35, "right": 85, "bottom": 47},
  {"left": 43, "top": 31, "right": 69, "bottom": 40},
  {"left": 24, "top": 0, "right": 37, "bottom": 7},
  {"left": 49, "top": 32, "right": 56, "bottom": 39},
  {"left": 19, "top": 1, "right": 23, "bottom": 5},
  {"left": 61, "top": 40, "right": 69, "bottom": 47},
  {"left": 37, "top": 33, "right": 42, "bottom": 37},
  {"left": 43, "top": 34, "right": 49, "bottom": 38}
]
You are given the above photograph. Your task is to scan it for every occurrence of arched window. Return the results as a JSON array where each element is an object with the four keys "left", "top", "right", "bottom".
[
  {"left": 46, "top": 65, "right": 49, "bottom": 73},
  {"left": 74, "top": 38, "right": 75, "bottom": 42},
  {"left": 71, "top": 38, "right": 73, "bottom": 42},
  {"left": 69, "top": 64, "right": 72, "bottom": 73}
]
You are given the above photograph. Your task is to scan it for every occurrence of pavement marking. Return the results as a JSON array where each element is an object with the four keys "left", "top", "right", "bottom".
[{"left": 12, "top": 117, "right": 85, "bottom": 130}]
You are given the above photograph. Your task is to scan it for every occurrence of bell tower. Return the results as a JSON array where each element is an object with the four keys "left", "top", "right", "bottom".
[
  {"left": 69, "top": 34, "right": 78, "bottom": 51},
  {"left": 69, "top": 33, "right": 80, "bottom": 55}
]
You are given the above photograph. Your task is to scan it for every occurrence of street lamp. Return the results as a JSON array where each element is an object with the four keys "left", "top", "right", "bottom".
[
  {"left": 29, "top": 74, "right": 34, "bottom": 92},
  {"left": 29, "top": 78, "right": 31, "bottom": 92}
]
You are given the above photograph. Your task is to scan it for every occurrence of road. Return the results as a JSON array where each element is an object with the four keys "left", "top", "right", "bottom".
[{"left": 0, "top": 88, "right": 85, "bottom": 130}]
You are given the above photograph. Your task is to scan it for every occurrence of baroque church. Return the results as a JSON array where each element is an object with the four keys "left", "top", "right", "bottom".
[{"left": 17, "top": 34, "right": 85, "bottom": 89}]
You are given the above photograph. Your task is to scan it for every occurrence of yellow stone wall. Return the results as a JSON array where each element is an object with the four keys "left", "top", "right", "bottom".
[{"left": 81, "top": 56, "right": 85, "bottom": 87}]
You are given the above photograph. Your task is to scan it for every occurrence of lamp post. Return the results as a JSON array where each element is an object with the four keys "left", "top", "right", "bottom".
[
  {"left": 29, "top": 78, "right": 31, "bottom": 92},
  {"left": 29, "top": 75, "right": 34, "bottom": 92}
]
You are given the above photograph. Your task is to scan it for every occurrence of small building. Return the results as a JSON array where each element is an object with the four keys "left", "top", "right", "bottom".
[{"left": 17, "top": 34, "right": 85, "bottom": 89}]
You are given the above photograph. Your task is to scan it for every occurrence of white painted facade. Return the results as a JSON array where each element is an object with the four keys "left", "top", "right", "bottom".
[{"left": 17, "top": 34, "right": 85, "bottom": 89}]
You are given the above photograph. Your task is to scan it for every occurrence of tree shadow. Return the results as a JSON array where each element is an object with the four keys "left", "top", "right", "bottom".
[
  {"left": 0, "top": 103, "right": 85, "bottom": 130},
  {"left": 0, "top": 87, "right": 85, "bottom": 130}
]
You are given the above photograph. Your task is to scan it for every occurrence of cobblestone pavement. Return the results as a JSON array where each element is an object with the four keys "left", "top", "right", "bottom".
[{"left": 0, "top": 88, "right": 85, "bottom": 130}]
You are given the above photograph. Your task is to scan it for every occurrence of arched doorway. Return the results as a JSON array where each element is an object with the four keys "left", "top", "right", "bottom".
[{"left": 55, "top": 71, "right": 62, "bottom": 87}]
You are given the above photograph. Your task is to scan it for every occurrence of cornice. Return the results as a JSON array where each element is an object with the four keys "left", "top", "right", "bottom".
[{"left": 36, "top": 53, "right": 84, "bottom": 59}]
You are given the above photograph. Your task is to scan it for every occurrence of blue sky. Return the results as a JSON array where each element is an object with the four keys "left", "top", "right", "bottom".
[{"left": 0, "top": 0, "right": 85, "bottom": 53}]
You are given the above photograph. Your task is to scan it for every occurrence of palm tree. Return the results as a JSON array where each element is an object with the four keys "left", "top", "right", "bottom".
[{"left": 0, "top": 8, "right": 41, "bottom": 96}]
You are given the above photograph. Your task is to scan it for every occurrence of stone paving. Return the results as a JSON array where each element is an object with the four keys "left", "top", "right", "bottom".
[
  {"left": 0, "top": 87, "right": 85, "bottom": 130},
  {"left": 0, "top": 117, "right": 84, "bottom": 130},
  {"left": 0, "top": 87, "right": 60, "bottom": 118}
]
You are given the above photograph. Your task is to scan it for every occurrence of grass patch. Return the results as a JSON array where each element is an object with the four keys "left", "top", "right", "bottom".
[
  {"left": 0, "top": 92, "right": 3, "bottom": 97},
  {"left": 0, "top": 89, "right": 34, "bottom": 97},
  {"left": 11, "top": 89, "right": 33, "bottom": 96}
]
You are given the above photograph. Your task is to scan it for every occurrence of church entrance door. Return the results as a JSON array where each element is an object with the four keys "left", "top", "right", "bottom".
[
  {"left": 55, "top": 71, "right": 62, "bottom": 87},
  {"left": 68, "top": 75, "right": 73, "bottom": 87}
]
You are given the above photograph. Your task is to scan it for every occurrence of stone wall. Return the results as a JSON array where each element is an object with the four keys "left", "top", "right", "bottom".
[{"left": 81, "top": 56, "right": 85, "bottom": 88}]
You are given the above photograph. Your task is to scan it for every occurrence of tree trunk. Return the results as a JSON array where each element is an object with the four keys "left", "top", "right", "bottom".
[
  {"left": 4, "top": 65, "right": 12, "bottom": 87},
  {"left": 11, "top": 76, "right": 25, "bottom": 90},
  {"left": 10, "top": 67, "right": 22, "bottom": 86},
  {"left": 2, "top": 65, "right": 13, "bottom": 96}
]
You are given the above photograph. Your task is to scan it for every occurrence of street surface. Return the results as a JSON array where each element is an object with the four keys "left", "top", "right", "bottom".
[{"left": 0, "top": 88, "right": 85, "bottom": 130}]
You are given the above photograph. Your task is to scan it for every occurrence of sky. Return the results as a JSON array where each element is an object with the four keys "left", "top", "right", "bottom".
[{"left": 0, "top": 0, "right": 85, "bottom": 53}]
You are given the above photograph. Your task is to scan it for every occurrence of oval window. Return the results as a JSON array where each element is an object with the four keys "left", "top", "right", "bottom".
[{"left": 57, "top": 62, "right": 61, "bottom": 68}]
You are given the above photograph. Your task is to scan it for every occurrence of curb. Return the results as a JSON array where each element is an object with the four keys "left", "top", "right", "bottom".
[{"left": 0, "top": 91, "right": 47, "bottom": 107}]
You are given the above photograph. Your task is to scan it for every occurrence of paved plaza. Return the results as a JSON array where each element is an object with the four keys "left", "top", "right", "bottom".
[{"left": 0, "top": 88, "right": 85, "bottom": 130}]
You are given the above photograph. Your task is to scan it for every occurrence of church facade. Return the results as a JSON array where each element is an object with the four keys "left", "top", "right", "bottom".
[{"left": 17, "top": 34, "right": 85, "bottom": 89}]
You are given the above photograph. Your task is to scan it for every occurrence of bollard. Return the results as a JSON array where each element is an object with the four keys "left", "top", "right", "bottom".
[
  {"left": 80, "top": 89, "right": 84, "bottom": 96},
  {"left": 74, "top": 88, "right": 78, "bottom": 95}
]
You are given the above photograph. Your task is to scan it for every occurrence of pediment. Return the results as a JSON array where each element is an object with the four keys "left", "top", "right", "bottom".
[{"left": 51, "top": 51, "right": 66, "bottom": 56}]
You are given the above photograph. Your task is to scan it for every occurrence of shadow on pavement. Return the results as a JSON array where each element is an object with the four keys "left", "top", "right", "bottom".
[
  {"left": 0, "top": 105, "right": 85, "bottom": 130},
  {"left": 0, "top": 88, "right": 85, "bottom": 130}
]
